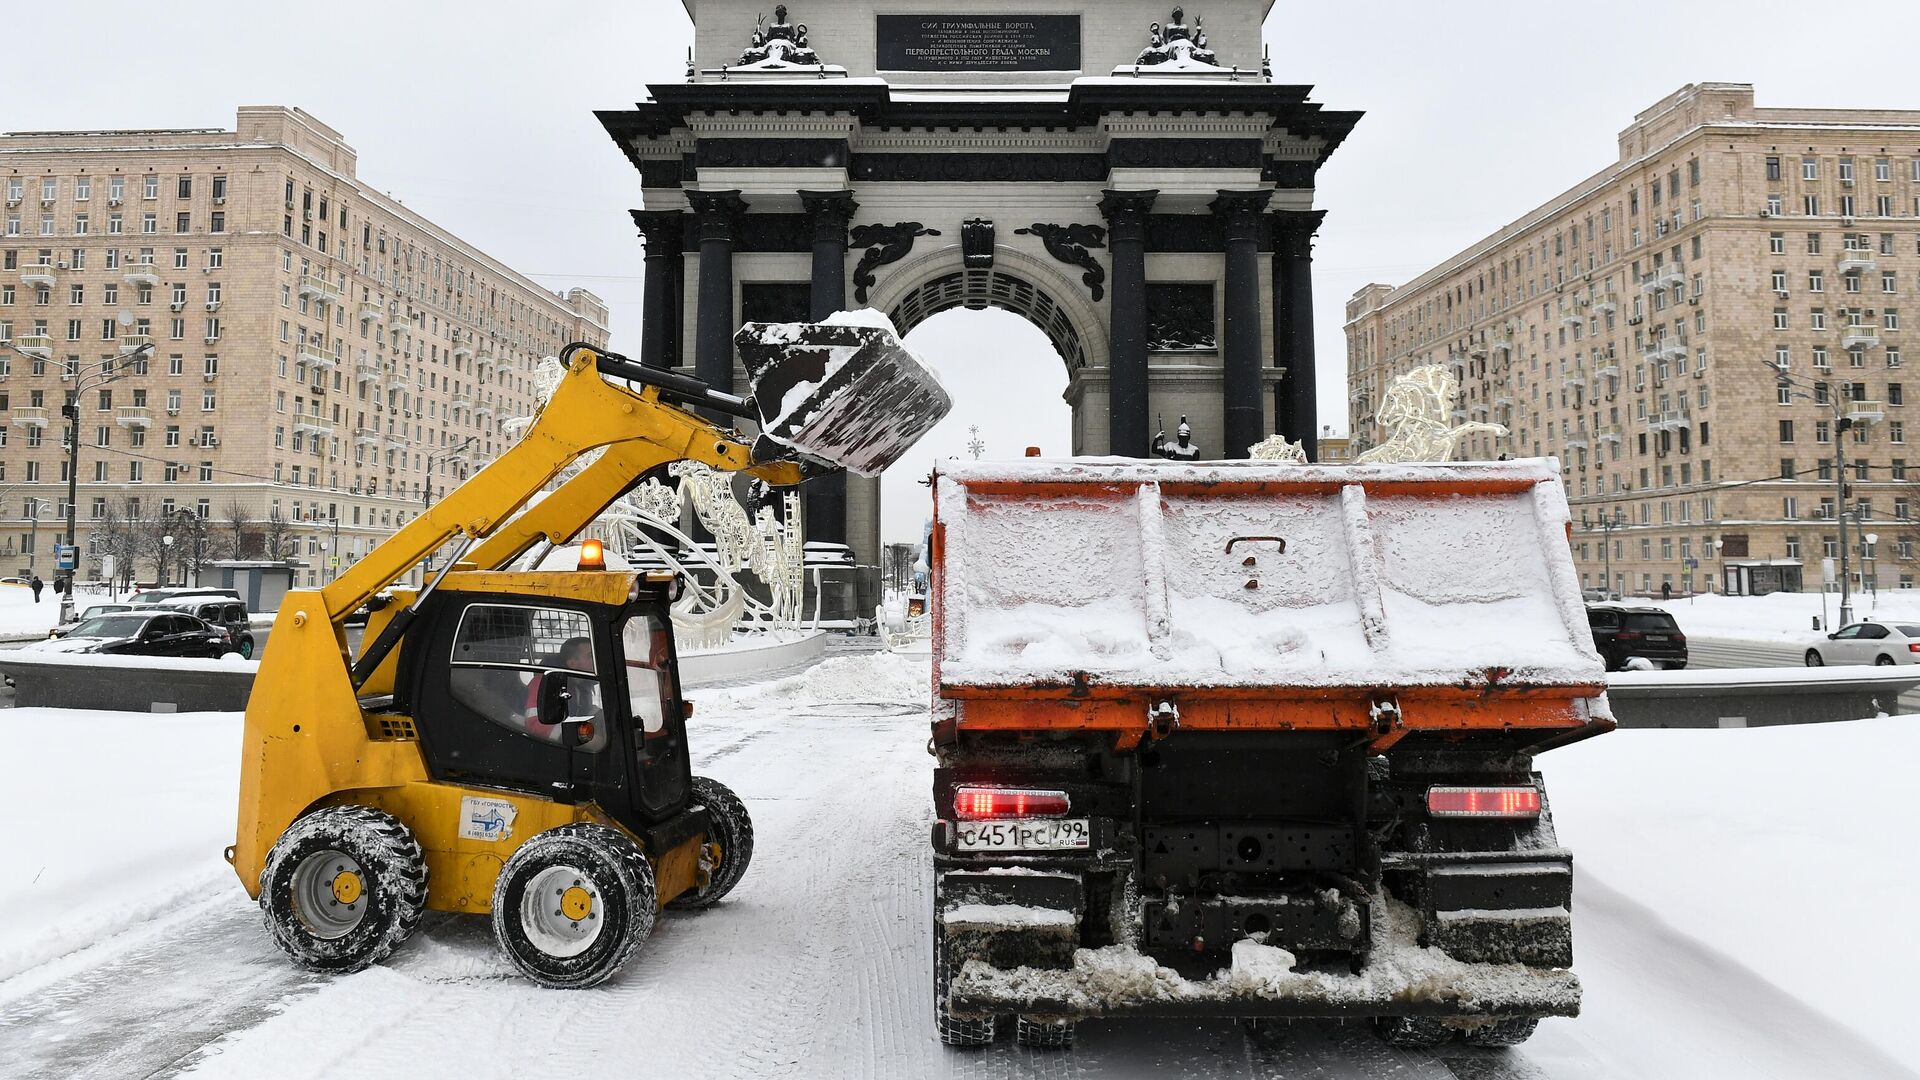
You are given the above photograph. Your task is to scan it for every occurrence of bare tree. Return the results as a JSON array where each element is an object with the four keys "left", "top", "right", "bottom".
[
  {"left": 97, "top": 498, "right": 146, "bottom": 593},
  {"left": 220, "top": 499, "right": 256, "bottom": 560},
  {"left": 262, "top": 505, "right": 298, "bottom": 562}
]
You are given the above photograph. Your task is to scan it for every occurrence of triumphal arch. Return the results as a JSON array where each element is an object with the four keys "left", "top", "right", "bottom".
[{"left": 598, "top": 0, "right": 1359, "bottom": 564}]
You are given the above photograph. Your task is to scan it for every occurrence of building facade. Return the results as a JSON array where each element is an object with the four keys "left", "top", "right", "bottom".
[
  {"left": 1346, "top": 84, "right": 1920, "bottom": 597},
  {"left": 0, "top": 107, "right": 608, "bottom": 586}
]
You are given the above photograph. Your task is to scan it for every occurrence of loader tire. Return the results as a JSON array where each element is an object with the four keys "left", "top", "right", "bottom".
[
  {"left": 1015, "top": 1016, "right": 1075, "bottom": 1049},
  {"left": 492, "top": 823, "right": 654, "bottom": 989},
  {"left": 1462, "top": 1017, "right": 1540, "bottom": 1047},
  {"left": 667, "top": 776, "right": 754, "bottom": 911},
  {"left": 933, "top": 918, "right": 996, "bottom": 1046},
  {"left": 1372, "top": 1015, "right": 1455, "bottom": 1049},
  {"left": 259, "top": 805, "right": 428, "bottom": 973}
]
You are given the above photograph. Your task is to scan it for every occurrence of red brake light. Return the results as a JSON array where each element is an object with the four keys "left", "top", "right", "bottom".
[
  {"left": 1427, "top": 786, "right": 1542, "bottom": 819},
  {"left": 1614, "top": 630, "right": 1642, "bottom": 641},
  {"left": 953, "top": 786, "right": 1069, "bottom": 820},
  {"left": 1908, "top": 643, "right": 1920, "bottom": 653}
]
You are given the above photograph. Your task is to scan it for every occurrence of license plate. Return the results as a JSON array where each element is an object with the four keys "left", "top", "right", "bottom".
[
  {"left": 1646, "top": 635, "right": 1669, "bottom": 641},
  {"left": 954, "top": 818, "right": 1090, "bottom": 852}
]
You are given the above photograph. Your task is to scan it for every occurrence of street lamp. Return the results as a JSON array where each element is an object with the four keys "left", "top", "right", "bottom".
[
  {"left": 420, "top": 434, "right": 480, "bottom": 581},
  {"left": 1864, "top": 531, "right": 1880, "bottom": 606},
  {"left": 1, "top": 316, "right": 155, "bottom": 623},
  {"left": 1584, "top": 508, "right": 1625, "bottom": 599},
  {"left": 1764, "top": 360, "right": 1871, "bottom": 626},
  {"left": 1713, "top": 537, "right": 1725, "bottom": 594},
  {"left": 161, "top": 533, "right": 175, "bottom": 587}
]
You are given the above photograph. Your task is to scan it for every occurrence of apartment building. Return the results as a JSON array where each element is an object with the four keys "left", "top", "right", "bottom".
[
  {"left": 1346, "top": 83, "right": 1920, "bottom": 597},
  {"left": 0, "top": 107, "right": 608, "bottom": 586}
]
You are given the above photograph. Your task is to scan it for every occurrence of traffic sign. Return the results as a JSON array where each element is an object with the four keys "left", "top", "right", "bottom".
[{"left": 55, "top": 544, "right": 77, "bottom": 571}]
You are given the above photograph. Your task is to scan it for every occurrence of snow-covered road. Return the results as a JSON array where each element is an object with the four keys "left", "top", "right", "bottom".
[{"left": 1, "top": 653, "right": 1914, "bottom": 1079}]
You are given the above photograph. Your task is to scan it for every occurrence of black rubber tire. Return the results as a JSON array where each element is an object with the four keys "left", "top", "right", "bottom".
[
  {"left": 1662, "top": 660, "right": 1688, "bottom": 670},
  {"left": 1462, "top": 1017, "right": 1540, "bottom": 1047},
  {"left": 1806, "top": 650, "right": 1825, "bottom": 667},
  {"left": 667, "top": 776, "right": 754, "bottom": 911},
  {"left": 238, "top": 635, "right": 254, "bottom": 659},
  {"left": 259, "top": 804, "right": 428, "bottom": 973},
  {"left": 1372, "top": 1015, "right": 1456, "bottom": 1049},
  {"left": 934, "top": 917, "right": 996, "bottom": 1046},
  {"left": 491, "top": 823, "right": 655, "bottom": 989},
  {"left": 1015, "top": 1016, "right": 1075, "bottom": 1049},
  {"left": 1876, "top": 654, "right": 1896, "bottom": 666}
]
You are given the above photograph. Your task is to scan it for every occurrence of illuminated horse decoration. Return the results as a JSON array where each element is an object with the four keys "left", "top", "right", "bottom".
[{"left": 1354, "top": 364, "right": 1507, "bottom": 464}]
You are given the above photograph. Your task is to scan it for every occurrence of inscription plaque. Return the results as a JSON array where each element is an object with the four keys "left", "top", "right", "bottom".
[{"left": 876, "top": 14, "right": 1081, "bottom": 71}]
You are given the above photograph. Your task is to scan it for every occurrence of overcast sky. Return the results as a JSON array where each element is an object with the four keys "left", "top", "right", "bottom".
[{"left": 15, "top": 1, "right": 1920, "bottom": 542}]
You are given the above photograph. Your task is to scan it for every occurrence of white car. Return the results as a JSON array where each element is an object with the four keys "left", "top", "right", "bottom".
[{"left": 1804, "top": 620, "right": 1920, "bottom": 666}]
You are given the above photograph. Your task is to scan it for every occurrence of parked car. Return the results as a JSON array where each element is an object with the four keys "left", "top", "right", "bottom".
[
  {"left": 1803, "top": 620, "right": 1920, "bottom": 666},
  {"left": 20, "top": 610, "right": 232, "bottom": 658},
  {"left": 160, "top": 596, "right": 256, "bottom": 658},
  {"left": 1581, "top": 586, "right": 1620, "bottom": 603},
  {"left": 1587, "top": 604, "right": 1688, "bottom": 670},
  {"left": 128, "top": 586, "right": 241, "bottom": 607},
  {"left": 50, "top": 602, "right": 135, "bottom": 639}
]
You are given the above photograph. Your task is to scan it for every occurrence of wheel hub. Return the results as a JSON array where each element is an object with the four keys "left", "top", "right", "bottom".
[
  {"left": 290, "top": 849, "right": 367, "bottom": 939},
  {"left": 560, "top": 885, "right": 594, "bottom": 921},
  {"left": 330, "top": 870, "right": 363, "bottom": 905},
  {"left": 519, "top": 864, "right": 605, "bottom": 958}
]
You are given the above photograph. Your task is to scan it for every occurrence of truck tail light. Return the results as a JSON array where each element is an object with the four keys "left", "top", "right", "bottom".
[
  {"left": 1427, "top": 785, "right": 1542, "bottom": 818},
  {"left": 953, "top": 786, "right": 1069, "bottom": 820}
]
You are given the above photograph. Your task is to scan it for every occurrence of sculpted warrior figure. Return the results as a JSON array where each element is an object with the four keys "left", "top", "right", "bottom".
[
  {"left": 1137, "top": 6, "right": 1219, "bottom": 66},
  {"left": 738, "top": 5, "right": 821, "bottom": 66}
]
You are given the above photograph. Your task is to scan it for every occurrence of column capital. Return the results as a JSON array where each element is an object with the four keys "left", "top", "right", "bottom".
[
  {"left": 686, "top": 189, "right": 749, "bottom": 242},
  {"left": 629, "top": 208, "right": 684, "bottom": 252},
  {"left": 799, "top": 188, "right": 860, "bottom": 246},
  {"left": 1210, "top": 188, "right": 1274, "bottom": 220},
  {"left": 1098, "top": 188, "right": 1159, "bottom": 234},
  {"left": 1270, "top": 208, "right": 1328, "bottom": 258}
]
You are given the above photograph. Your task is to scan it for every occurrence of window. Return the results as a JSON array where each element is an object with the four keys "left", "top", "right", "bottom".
[
  {"left": 1774, "top": 307, "right": 1790, "bottom": 330},
  {"left": 1804, "top": 157, "right": 1819, "bottom": 181},
  {"left": 1770, "top": 232, "right": 1786, "bottom": 255},
  {"left": 1780, "top": 419, "right": 1795, "bottom": 442},
  {"left": 1786, "top": 535, "right": 1801, "bottom": 558},
  {"left": 446, "top": 605, "right": 608, "bottom": 751},
  {"left": 1810, "top": 270, "right": 1825, "bottom": 293},
  {"left": 143, "top": 175, "right": 158, "bottom": 199},
  {"left": 176, "top": 176, "right": 192, "bottom": 200},
  {"left": 1804, "top": 194, "right": 1820, "bottom": 216},
  {"left": 1808, "top": 233, "right": 1823, "bottom": 255},
  {"left": 173, "top": 248, "right": 188, "bottom": 270},
  {"left": 1766, "top": 156, "right": 1781, "bottom": 181}
]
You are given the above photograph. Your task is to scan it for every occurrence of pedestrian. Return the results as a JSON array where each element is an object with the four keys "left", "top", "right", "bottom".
[
  {"left": 29, "top": 575, "right": 43, "bottom": 603},
  {"left": 1660, "top": 580, "right": 1671, "bottom": 602}
]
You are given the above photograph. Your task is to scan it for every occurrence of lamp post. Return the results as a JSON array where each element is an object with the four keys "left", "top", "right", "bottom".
[
  {"left": 1713, "top": 537, "right": 1725, "bottom": 594},
  {"left": 160, "top": 533, "right": 175, "bottom": 587},
  {"left": 1864, "top": 531, "right": 1880, "bottom": 607},
  {"left": 1765, "top": 361, "right": 1869, "bottom": 626},
  {"left": 420, "top": 434, "right": 480, "bottom": 580},
  {"left": 2, "top": 322, "right": 154, "bottom": 623},
  {"left": 1585, "top": 507, "right": 1625, "bottom": 599}
]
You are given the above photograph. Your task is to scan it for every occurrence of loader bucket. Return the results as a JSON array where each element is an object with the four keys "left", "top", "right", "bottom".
[{"left": 736, "top": 318, "right": 952, "bottom": 477}]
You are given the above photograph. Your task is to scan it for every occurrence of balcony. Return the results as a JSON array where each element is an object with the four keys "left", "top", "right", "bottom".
[
  {"left": 354, "top": 429, "right": 382, "bottom": 449},
  {"left": 1561, "top": 369, "right": 1588, "bottom": 389},
  {"left": 1642, "top": 338, "right": 1688, "bottom": 362},
  {"left": 294, "top": 416, "right": 334, "bottom": 438},
  {"left": 10, "top": 406, "right": 49, "bottom": 428},
  {"left": 1640, "top": 267, "right": 1685, "bottom": 292},
  {"left": 477, "top": 353, "right": 496, "bottom": 377},
  {"left": 1450, "top": 407, "right": 1468, "bottom": 422},
  {"left": 13, "top": 334, "right": 53, "bottom": 360},
  {"left": 1839, "top": 249, "right": 1878, "bottom": 274},
  {"left": 300, "top": 348, "right": 339, "bottom": 372},
  {"left": 114, "top": 406, "right": 151, "bottom": 430},
  {"left": 1592, "top": 294, "right": 1619, "bottom": 314},
  {"left": 1847, "top": 398, "right": 1886, "bottom": 423},
  {"left": 474, "top": 402, "right": 495, "bottom": 419},
  {"left": 389, "top": 314, "right": 412, "bottom": 332},
  {"left": 453, "top": 344, "right": 474, "bottom": 361},
  {"left": 1564, "top": 428, "right": 1591, "bottom": 450},
  {"left": 1647, "top": 408, "right": 1692, "bottom": 432},
  {"left": 355, "top": 361, "right": 384, "bottom": 386},
  {"left": 1493, "top": 393, "right": 1514, "bottom": 407},
  {"left": 18, "top": 264, "right": 57, "bottom": 288},
  {"left": 1842, "top": 329, "right": 1881, "bottom": 350},
  {"left": 1595, "top": 360, "right": 1620, "bottom": 379},
  {"left": 385, "top": 432, "right": 411, "bottom": 450},
  {"left": 120, "top": 333, "right": 151, "bottom": 354},
  {"left": 298, "top": 273, "right": 341, "bottom": 304},
  {"left": 1562, "top": 312, "right": 1584, "bottom": 327},
  {"left": 358, "top": 302, "right": 384, "bottom": 324},
  {"left": 120, "top": 263, "right": 160, "bottom": 287},
  {"left": 451, "top": 393, "right": 475, "bottom": 412},
  {"left": 1490, "top": 337, "right": 1513, "bottom": 355},
  {"left": 1468, "top": 343, "right": 1488, "bottom": 359},
  {"left": 1598, "top": 424, "right": 1625, "bottom": 443}
]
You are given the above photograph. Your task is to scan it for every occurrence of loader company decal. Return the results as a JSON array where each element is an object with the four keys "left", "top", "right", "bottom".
[{"left": 458, "top": 796, "right": 518, "bottom": 842}]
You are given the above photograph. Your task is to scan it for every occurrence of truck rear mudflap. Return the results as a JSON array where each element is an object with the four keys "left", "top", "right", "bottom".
[{"left": 943, "top": 897, "right": 1578, "bottom": 1022}]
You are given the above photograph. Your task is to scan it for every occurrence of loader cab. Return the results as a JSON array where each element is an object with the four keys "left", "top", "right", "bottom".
[{"left": 393, "top": 572, "right": 693, "bottom": 831}]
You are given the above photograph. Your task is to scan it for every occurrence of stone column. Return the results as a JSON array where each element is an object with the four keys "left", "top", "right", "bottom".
[
  {"left": 687, "top": 189, "right": 748, "bottom": 408},
  {"left": 1099, "top": 189, "right": 1158, "bottom": 457},
  {"left": 631, "top": 209, "right": 684, "bottom": 370},
  {"left": 1213, "top": 189, "right": 1274, "bottom": 459},
  {"left": 1272, "top": 209, "right": 1327, "bottom": 460},
  {"left": 798, "top": 189, "right": 859, "bottom": 545}
]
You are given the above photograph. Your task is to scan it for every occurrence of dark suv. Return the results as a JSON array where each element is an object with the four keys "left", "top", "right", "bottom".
[
  {"left": 162, "top": 596, "right": 255, "bottom": 658},
  {"left": 1587, "top": 605, "right": 1688, "bottom": 670}
]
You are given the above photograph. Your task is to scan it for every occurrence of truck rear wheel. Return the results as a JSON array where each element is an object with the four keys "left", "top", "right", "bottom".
[
  {"left": 259, "top": 804, "right": 428, "bottom": 973},
  {"left": 1014, "top": 1017, "right": 1074, "bottom": 1049},
  {"left": 1372, "top": 1015, "right": 1455, "bottom": 1049},
  {"left": 491, "top": 823, "right": 655, "bottom": 989},
  {"left": 666, "top": 776, "right": 754, "bottom": 911},
  {"left": 933, "top": 920, "right": 996, "bottom": 1046},
  {"left": 1463, "top": 1017, "right": 1540, "bottom": 1047}
]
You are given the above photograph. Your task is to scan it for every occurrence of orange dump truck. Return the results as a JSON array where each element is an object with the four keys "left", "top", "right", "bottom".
[{"left": 926, "top": 458, "right": 1612, "bottom": 1050}]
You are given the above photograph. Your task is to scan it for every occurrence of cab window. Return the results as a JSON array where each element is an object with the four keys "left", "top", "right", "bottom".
[
  {"left": 447, "top": 604, "right": 606, "bottom": 752},
  {"left": 622, "top": 613, "right": 675, "bottom": 735}
]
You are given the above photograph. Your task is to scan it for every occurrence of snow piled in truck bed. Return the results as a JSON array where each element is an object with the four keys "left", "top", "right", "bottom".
[{"left": 935, "top": 458, "right": 1602, "bottom": 689}]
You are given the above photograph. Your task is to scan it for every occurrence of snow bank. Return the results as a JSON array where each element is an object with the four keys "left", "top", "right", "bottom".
[
  {"left": 0, "top": 709, "right": 240, "bottom": 983},
  {"left": 1548, "top": 716, "right": 1920, "bottom": 1064},
  {"left": 0, "top": 583, "right": 63, "bottom": 639},
  {"left": 1625, "top": 590, "right": 1920, "bottom": 646}
]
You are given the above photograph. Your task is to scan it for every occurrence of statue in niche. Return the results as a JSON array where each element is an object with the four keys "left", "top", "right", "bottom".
[
  {"left": 1152, "top": 416, "right": 1202, "bottom": 461},
  {"left": 1138, "top": 7, "right": 1219, "bottom": 67},
  {"left": 738, "top": 4, "right": 821, "bottom": 67}
]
